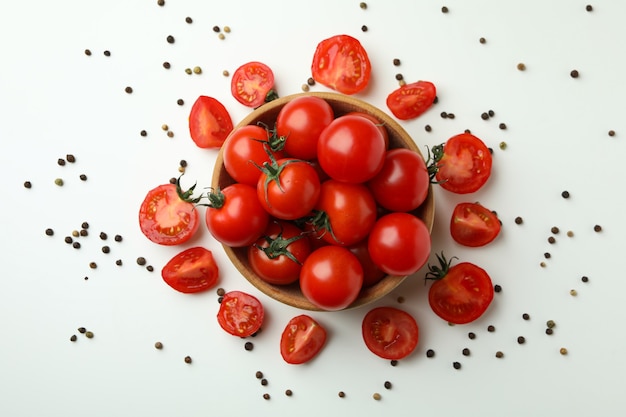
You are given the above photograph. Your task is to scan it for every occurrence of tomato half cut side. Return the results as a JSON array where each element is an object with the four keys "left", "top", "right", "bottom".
[
  {"left": 161, "top": 247, "right": 219, "bottom": 293},
  {"left": 188, "top": 96, "right": 234, "bottom": 148},
  {"left": 138, "top": 183, "right": 200, "bottom": 246},
  {"left": 434, "top": 133, "right": 492, "bottom": 194},
  {"left": 362, "top": 307, "right": 419, "bottom": 360},
  {"left": 280, "top": 315, "right": 327, "bottom": 364},
  {"left": 231, "top": 61, "right": 277, "bottom": 108},
  {"left": 450, "top": 202, "right": 501, "bottom": 247},
  {"left": 386, "top": 80, "right": 436, "bottom": 120},
  {"left": 217, "top": 291, "right": 264, "bottom": 337}
]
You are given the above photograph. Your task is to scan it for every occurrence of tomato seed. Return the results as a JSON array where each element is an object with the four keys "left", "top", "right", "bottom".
[
  {"left": 453, "top": 362, "right": 461, "bottom": 369},
  {"left": 154, "top": 341, "right": 163, "bottom": 349},
  {"left": 184, "top": 356, "right": 192, "bottom": 364},
  {"left": 570, "top": 70, "right": 579, "bottom": 78},
  {"left": 426, "top": 349, "right": 435, "bottom": 358},
  {"left": 45, "top": 228, "right": 54, "bottom": 236},
  {"left": 245, "top": 342, "right": 254, "bottom": 351}
]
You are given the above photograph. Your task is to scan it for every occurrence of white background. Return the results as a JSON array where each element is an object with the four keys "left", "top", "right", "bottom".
[{"left": 1, "top": 1, "right": 625, "bottom": 416}]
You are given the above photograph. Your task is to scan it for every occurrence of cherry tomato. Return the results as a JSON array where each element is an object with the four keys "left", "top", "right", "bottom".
[
  {"left": 426, "top": 253, "right": 494, "bottom": 324},
  {"left": 311, "top": 34, "right": 371, "bottom": 95},
  {"left": 188, "top": 96, "right": 234, "bottom": 148},
  {"left": 300, "top": 246, "right": 363, "bottom": 311},
  {"left": 138, "top": 183, "right": 200, "bottom": 246},
  {"left": 222, "top": 124, "right": 285, "bottom": 186},
  {"left": 317, "top": 114, "right": 386, "bottom": 183},
  {"left": 432, "top": 133, "right": 493, "bottom": 194},
  {"left": 231, "top": 61, "right": 277, "bottom": 108},
  {"left": 386, "top": 81, "right": 436, "bottom": 120},
  {"left": 311, "top": 180, "right": 377, "bottom": 247},
  {"left": 450, "top": 202, "right": 501, "bottom": 247},
  {"left": 362, "top": 307, "right": 419, "bottom": 360},
  {"left": 368, "top": 212, "right": 431, "bottom": 276},
  {"left": 348, "top": 239, "right": 386, "bottom": 287},
  {"left": 367, "top": 148, "right": 430, "bottom": 212},
  {"left": 248, "top": 221, "right": 312, "bottom": 285},
  {"left": 346, "top": 111, "right": 389, "bottom": 149},
  {"left": 276, "top": 95, "right": 334, "bottom": 160},
  {"left": 205, "top": 183, "right": 269, "bottom": 247},
  {"left": 257, "top": 158, "right": 321, "bottom": 220},
  {"left": 161, "top": 247, "right": 219, "bottom": 293},
  {"left": 217, "top": 291, "right": 264, "bottom": 337},
  {"left": 280, "top": 315, "right": 327, "bottom": 364}
]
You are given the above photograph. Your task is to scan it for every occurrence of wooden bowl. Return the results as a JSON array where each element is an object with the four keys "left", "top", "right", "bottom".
[{"left": 212, "top": 92, "right": 435, "bottom": 311}]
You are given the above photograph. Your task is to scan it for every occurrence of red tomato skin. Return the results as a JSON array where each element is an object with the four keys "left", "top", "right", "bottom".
[
  {"left": 205, "top": 183, "right": 269, "bottom": 247},
  {"left": 248, "top": 221, "right": 312, "bottom": 285},
  {"left": 428, "top": 262, "right": 494, "bottom": 324},
  {"left": 348, "top": 239, "right": 386, "bottom": 287},
  {"left": 368, "top": 213, "right": 431, "bottom": 276},
  {"left": 276, "top": 96, "right": 334, "bottom": 160},
  {"left": 317, "top": 115, "right": 386, "bottom": 184},
  {"left": 450, "top": 202, "right": 501, "bottom": 247},
  {"left": 362, "top": 307, "right": 419, "bottom": 360},
  {"left": 280, "top": 315, "right": 327, "bottom": 364},
  {"left": 257, "top": 159, "right": 321, "bottom": 220},
  {"left": 315, "top": 180, "right": 377, "bottom": 247},
  {"left": 222, "top": 125, "right": 284, "bottom": 186},
  {"left": 217, "top": 291, "right": 264, "bottom": 337},
  {"left": 367, "top": 148, "right": 430, "bottom": 212},
  {"left": 311, "top": 34, "right": 371, "bottom": 95},
  {"left": 230, "top": 61, "right": 275, "bottom": 108},
  {"left": 435, "top": 133, "right": 492, "bottom": 194},
  {"left": 161, "top": 247, "right": 219, "bottom": 293},
  {"left": 300, "top": 246, "right": 364, "bottom": 311},
  {"left": 386, "top": 81, "right": 437, "bottom": 120},
  {"left": 345, "top": 111, "right": 389, "bottom": 149},
  {"left": 139, "top": 183, "right": 200, "bottom": 246},
  {"left": 188, "top": 96, "right": 234, "bottom": 148}
]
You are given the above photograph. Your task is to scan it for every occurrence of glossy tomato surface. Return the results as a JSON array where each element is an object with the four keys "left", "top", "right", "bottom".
[
  {"left": 311, "top": 34, "right": 371, "bottom": 95},
  {"left": 230, "top": 61, "right": 276, "bottom": 108},
  {"left": 161, "top": 247, "right": 219, "bottom": 293},
  {"left": 188, "top": 96, "right": 234, "bottom": 148},
  {"left": 451, "top": 202, "right": 501, "bottom": 247},
  {"left": 435, "top": 133, "right": 492, "bottom": 194},
  {"left": 348, "top": 239, "right": 386, "bottom": 287},
  {"left": 138, "top": 183, "right": 200, "bottom": 246},
  {"left": 346, "top": 111, "right": 389, "bottom": 149},
  {"left": 362, "top": 307, "right": 419, "bottom": 360},
  {"left": 386, "top": 80, "right": 436, "bottom": 120},
  {"left": 280, "top": 315, "right": 327, "bottom": 364},
  {"left": 217, "top": 291, "right": 264, "bottom": 337}
]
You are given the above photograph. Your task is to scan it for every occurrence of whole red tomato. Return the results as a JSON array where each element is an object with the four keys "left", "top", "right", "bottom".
[
  {"left": 317, "top": 115, "right": 386, "bottom": 183},
  {"left": 161, "top": 247, "right": 219, "bottom": 293},
  {"left": 348, "top": 239, "right": 386, "bottom": 287},
  {"left": 231, "top": 61, "right": 277, "bottom": 107},
  {"left": 276, "top": 95, "right": 334, "bottom": 160},
  {"left": 450, "top": 202, "right": 501, "bottom": 247},
  {"left": 205, "top": 183, "right": 269, "bottom": 247},
  {"left": 345, "top": 111, "right": 389, "bottom": 149},
  {"left": 188, "top": 96, "right": 233, "bottom": 148},
  {"left": 386, "top": 81, "right": 436, "bottom": 120},
  {"left": 368, "top": 212, "right": 431, "bottom": 276},
  {"left": 300, "top": 246, "right": 364, "bottom": 311}
]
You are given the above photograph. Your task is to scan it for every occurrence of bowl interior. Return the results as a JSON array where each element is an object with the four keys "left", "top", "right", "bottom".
[{"left": 212, "top": 92, "right": 435, "bottom": 311}]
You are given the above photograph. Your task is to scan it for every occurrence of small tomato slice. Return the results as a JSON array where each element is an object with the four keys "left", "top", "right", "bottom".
[
  {"left": 161, "top": 247, "right": 219, "bottom": 293},
  {"left": 189, "top": 96, "right": 234, "bottom": 148},
  {"left": 386, "top": 81, "right": 436, "bottom": 120},
  {"left": 217, "top": 291, "right": 264, "bottom": 337},
  {"left": 362, "top": 307, "right": 419, "bottom": 360},
  {"left": 426, "top": 253, "right": 494, "bottom": 324},
  {"left": 280, "top": 315, "right": 327, "bottom": 364},
  {"left": 311, "top": 34, "right": 371, "bottom": 95},
  {"left": 231, "top": 61, "right": 277, "bottom": 108},
  {"left": 450, "top": 202, "right": 501, "bottom": 247},
  {"left": 138, "top": 183, "right": 200, "bottom": 246}
]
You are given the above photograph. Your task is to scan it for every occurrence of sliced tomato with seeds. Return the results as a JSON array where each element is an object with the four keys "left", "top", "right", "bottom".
[
  {"left": 161, "top": 247, "right": 219, "bottom": 293},
  {"left": 386, "top": 80, "right": 436, "bottom": 120},
  {"left": 311, "top": 34, "right": 371, "bottom": 95},
  {"left": 217, "top": 291, "right": 264, "bottom": 337},
  {"left": 450, "top": 202, "right": 501, "bottom": 247},
  {"left": 231, "top": 61, "right": 277, "bottom": 108},
  {"left": 362, "top": 307, "right": 419, "bottom": 360},
  {"left": 188, "top": 96, "right": 234, "bottom": 148},
  {"left": 280, "top": 315, "right": 327, "bottom": 364}
]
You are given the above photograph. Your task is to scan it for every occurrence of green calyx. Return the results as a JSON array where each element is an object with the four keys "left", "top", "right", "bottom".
[
  {"left": 299, "top": 210, "right": 339, "bottom": 245},
  {"left": 425, "top": 143, "right": 447, "bottom": 184},
  {"left": 425, "top": 251, "right": 458, "bottom": 282},
  {"left": 175, "top": 175, "right": 204, "bottom": 204},
  {"left": 255, "top": 225, "right": 306, "bottom": 265}
]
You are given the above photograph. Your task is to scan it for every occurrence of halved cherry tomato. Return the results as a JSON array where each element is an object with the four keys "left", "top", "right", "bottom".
[
  {"left": 431, "top": 133, "right": 492, "bottom": 194},
  {"left": 426, "top": 253, "right": 494, "bottom": 324},
  {"left": 216, "top": 291, "right": 264, "bottom": 337},
  {"left": 161, "top": 247, "right": 219, "bottom": 293},
  {"left": 231, "top": 61, "right": 277, "bottom": 108},
  {"left": 188, "top": 96, "right": 234, "bottom": 148},
  {"left": 248, "top": 221, "right": 311, "bottom": 285},
  {"left": 362, "top": 307, "right": 419, "bottom": 360},
  {"left": 280, "top": 315, "right": 327, "bottom": 364},
  {"left": 311, "top": 34, "right": 371, "bottom": 95},
  {"left": 138, "top": 183, "right": 200, "bottom": 246},
  {"left": 386, "top": 81, "right": 436, "bottom": 120},
  {"left": 276, "top": 95, "right": 334, "bottom": 160},
  {"left": 450, "top": 202, "right": 501, "bottom": 247}
]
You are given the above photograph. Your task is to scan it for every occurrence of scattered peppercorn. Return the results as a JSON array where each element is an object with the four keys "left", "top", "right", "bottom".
[
  {"left": 546, "top": 320, "right": 556, "bottom": 329},
  {"left": 561, "top": 190, "right": 570, "bottom": 199},
  {"left": 125, "top": 86, "right": 133, "bottom": 94},
  {"left": 441, "top": 6, "right": 449, "bottom": 13},
  {"left": 99, "top": 232, "right": 108, "bottom": 240},
  {"left": 360, "top": 2, "right": 367, "bottom": 9},
  {"left": 495, "top": 351, "right": 504, "bottom": 358},
  {"left": 166, "top": 35, "right": 175, "bottom": 44},
  {"left": 285, "top": 389, "right": 292, "bottom": 396},
  {"left": 218, "top": 33, "right": 225, "bottom": 40},
  {"left": 570, "top": 69, "right": 579, "bottom": 78},
  {"left": 517, "top": 63, "right": 526, "bottom": 71},
  {"left": 395, "top": 73, "right": 403, "bottom": 81},
  {"left": 157, "top": 0, "right": 164, "bottom": 5},
  {"left": 184, "top": 356, "right": 192, "bottom": 364},
  {"left": 372, "top": 393, "right": 382, "bottom": 401},
  {"left": 193, "top": 66, "right": 202, "bottom": 74},
  {"left": 453, "top": 362, "right": 461, "bottom": 369},
  {"left": 89, "top": 262, "right": 97, "bottom": 269},
  {"left": 85, "top": 331, "right": 94, "bottom": 339},
  {"left": 567, "top": 230, "right": 574, "bottom": 237},
  {"left": 551, "top": 226, "right": 560, "bottom": 234},
  {"left": 608, "top": 130, "right": 615, "bottom": 137},
  {"left": 101, "top": 246, "right": 110, "bottom": 254},
  {"left": 494, "top": 284, "right": 502, "bottom": 293},
  {"left": 54, "top": 178, "right": 64, "bottom": 186},
  {"left": 115, "top": 259, "right": 123, "bottom": 266},
  {"left": 84, "top": 49, "right": 91, "bottom": 56},
  {"left": 384, "top": 381, "right": 392, "bottom": 389},
  {"left": 72, "top": 242, "right": 81, "bottom": 249},
  {"left": 390, "top": 360, "right": 398, "bottom": 366},
  {"left": 136, "top": 257, "right": 146, "bottom": 266},
  {"left": 70, "top": 335, "right": 77, "bottom": 342},
  {"left": 301, "top": 84, "right": 310, "bottom": 92},
  {"left": 487, "top": 325, "right": 495, "bottom": 332},
  {"left": 244, "top": 341, "right": 254, "bottom": 351},
  {"left": 65, "top": 236, "right": 73, "bottom": 244},
  {"left": 462, "top": 348, "right": 470, "bottom": 356},
  {"left": 263, "top": 393, "right": 270, "bottom": 400},
  {"left": 468, "top": 332, "right": 476, "bottom": 340},
  {"left": 222, "top": 70, "right": 230, "bottom": 77},
  {"left": 479, "top": 37, "right": 486, "bottom": 44},
  {"left": 58, "top": 158, "right": 66, "bottom": 166},
  {"left": 499, "top": 123, "right": 507, "bottom": 130},
  {"left": 499, "top": 141, "right": 507, "bottom": 150},
  {"left": 217, "top": 288, "right": 226, "bottom": 296},
  {"left": 593, "top": 224, "right": 602, "bottom": 232},
  {"left": 155, "top": 341, "right": 163, "bottom": 349},
  {"left": 78, "top": 327, "right": 86, "bottom": 334},
  {"left": 586, "top": 4, "right": 593, "bottom": 11},
  {"left": 307, "top": 77, "right": 315, "bottom": 86},
  {"left": 522, "top": 313, "right": 530, "bottom": 320},
  {"left": 581, "top": 276, "right": 589, "bottom": 283},
  {"left": 163, "top": 62, "right": 171, "bottom": 69},
  {"left": 338, "top": 391, "right": 346, "bottom": 398},
  {"left": 447, "top": 113, "right": 455, "bottom": 119},
  {"left": 223, "top": 26, "right": 231, "bottom": 33},
  {"left": 546, "top": 328, "right": 554, "bottom": 335},
  {"left": 72, "top": 230, "right": 79, "bottom": 237},
  {"left": 517, "top": 336, "right": 526, "bottom": 344},
  {"left": 146, "top": 265, "right": 154, "bottom": 272},
  {"left": 548, "top": 236, "right": 556, "bottom": 244},
  {"left": 361, "top": 25, "right": 368, "bottom": 32},
  {"left": 24, "top": 181, "right": 32, "bottom": 189},
  {"left": 184, "top": 68, "right": 192, "bottom": 75},
  {"left": 260, "top": 378, "right": 267, "bottom": 386},
  {"left": 481, "top": 112, "right": 489, "bottom": 120},
  {"left": 114, "top": 235, "right": 123, "bottom": 242},
  {"left": 212, "top": 25, "right": 220, "bottom": 32},
  {"left": 426, "top": 349, "right": 435, "bottom": 358},
  {"left": 45, "top": 228, "right": 54, "bottom": 236},
  {"left": 559, "top": 347, "right": 568, "bottom": 355},
  {"left": 440, "top": 111, "right": 448, "bottom": 119},
  {"left": 185, "top": 16, "right": 192, "bottom": 24},
  {"left": 396, "top": 296, "right": 405, "bottom": 303},
  {"left": 167, "top": 131, "right": 174, "bottom": 138},
  {"left": 515, "top": 216, "right": 523, "bottom": 225},
  {"left": 103, "top": 50, "right": 111, "bottom": 57},
  {"left": 425, "top": 125, "right": 432, "bottom": 132},
  {"left": 570, "top": 289, "right": 578, "bottom": 296},
  {"left": 393, "top": 58, "right": 401, "bottom": 66},
  {"left": 544, "top": 252, "right": 551, "bottom": 259},
  {"left": 79, "top": 174, "right": 87, "bottom": 181},
  {"left": 255, "top": 371, "right": 263, "bottom": 379}
]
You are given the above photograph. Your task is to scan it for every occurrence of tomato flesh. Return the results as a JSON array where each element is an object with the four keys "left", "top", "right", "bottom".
[
  {"left": 362, "top": 307, "right": 419, "bottom": 360},
  {"left": 188, "top": 96, "right": 234, "bottom": 148},
  {"left": 451, "top": 202, "right": 501, "bottom": 247},
  {"left": 217, "top": 291, "right": 264, "bottom": 337},
  {"left": 435, "top": 133, "right": 492, "bottom": 194},
  {"left": 280, "top": 315, "right": 327, "bottom": 364},
  {"left": 138, "top": 183, "right": 199, "bottom": 246},
  {"left": 161, "top": 247, "right": 219, "bottom": 293},
  {"left": 231, "top": 61, "right": 275, "bottom": 108},
  {"left": 386, "top": 81, "right": 436, "bottom": 120}
]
